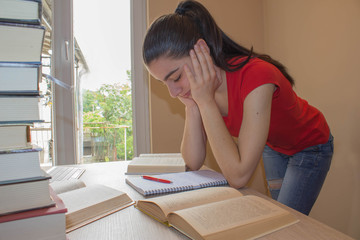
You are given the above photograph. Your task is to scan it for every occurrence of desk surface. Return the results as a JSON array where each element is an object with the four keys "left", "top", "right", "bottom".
[{"left": 67, "top": 161, "right": 352, "bottom": 240}]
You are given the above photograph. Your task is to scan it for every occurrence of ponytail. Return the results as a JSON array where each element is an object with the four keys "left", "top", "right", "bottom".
[{"left": 143, "top": 0, "right": 295, "bottom": 86}]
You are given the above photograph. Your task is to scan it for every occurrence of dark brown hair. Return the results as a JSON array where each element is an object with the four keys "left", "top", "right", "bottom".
[{"left": 143, "top": 0, "right": 294, "bottom": 86}]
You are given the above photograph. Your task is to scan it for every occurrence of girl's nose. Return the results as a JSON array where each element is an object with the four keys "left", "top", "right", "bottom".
[{"left": 166, "top": 82, "right": 182, "bottom": 98}]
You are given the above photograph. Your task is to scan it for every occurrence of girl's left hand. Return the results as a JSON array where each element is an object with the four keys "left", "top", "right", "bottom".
[{"left": 184, "top": 39, "right": 222, "bottom": 107}]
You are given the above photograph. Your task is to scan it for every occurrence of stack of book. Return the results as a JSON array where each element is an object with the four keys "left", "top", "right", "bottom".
[{"left": 0, "top": 1, "right": 67, "bottom": 239}]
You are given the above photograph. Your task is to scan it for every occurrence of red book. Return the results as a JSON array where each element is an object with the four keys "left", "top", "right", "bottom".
[{"left": 0, "top": 186, "right": 68, "bottom": 240}]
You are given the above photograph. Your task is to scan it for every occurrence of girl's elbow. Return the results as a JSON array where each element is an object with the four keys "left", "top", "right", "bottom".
[
  {"left": 184, "top": 158, "right": 203, "bottom": 171},
  {"left": 227, "top": 176, "right": 250, "bottom": 189},
  {"left": 228, "top": 181, "right": 247, "bottom": 189},
  {"left": 185, "top": 163, "right": 202, "bottom": 171},
  {"left": 183, "top": 156, "right": 205, "bottom": 171}
]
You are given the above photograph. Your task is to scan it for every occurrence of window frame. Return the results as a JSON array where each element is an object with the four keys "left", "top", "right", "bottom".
[{"left": 52, "top": 0, "right": 150, "bottom": 165}]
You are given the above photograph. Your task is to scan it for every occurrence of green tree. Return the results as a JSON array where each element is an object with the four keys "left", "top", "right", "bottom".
[
  {"left": 82, "top": 71, "right": 133, "bottom": 161},
  {"left": 82, "top": 89, "right": 99, "bottom": 113}
]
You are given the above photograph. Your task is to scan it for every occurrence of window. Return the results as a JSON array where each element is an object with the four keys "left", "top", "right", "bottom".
[
  {"left": 73, "top": 0, "right": 134, "bottom": 163},
  {"left": 48, "top": 0, "right": 149, "bottom": 165},
  {"left": 31, "top": 0, "right": 54, "bottom": 167}
]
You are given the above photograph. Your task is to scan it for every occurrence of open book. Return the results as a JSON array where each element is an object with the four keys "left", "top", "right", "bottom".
[
  {"left": 51, "top": 179, "right": 134, "bottom": 232},
  {"left": 126, "top": 153, "right": 186, "bottom": 175},
  {"left": 135, "top": 187, "right": 298, "bottom": 240}
]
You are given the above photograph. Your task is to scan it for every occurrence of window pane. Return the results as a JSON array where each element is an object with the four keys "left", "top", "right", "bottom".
[{"left": 73, "top": 0, "right": 133, "bottom": 163}]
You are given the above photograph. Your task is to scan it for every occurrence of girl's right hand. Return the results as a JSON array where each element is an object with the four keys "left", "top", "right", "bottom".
[
  {"left": 178, "top": 95, "right": 198, "bottom": 108},
  {"left": 184, "top": 39, "right": 222, "bottom": 107}
]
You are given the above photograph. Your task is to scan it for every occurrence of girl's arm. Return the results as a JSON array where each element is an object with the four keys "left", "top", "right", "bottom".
[
  {"left": 185, "top": 40, "right": 274, "bottom": 188},
  {"left": 180, "top": 103, "right": 207, "bottom": 170},
  {"left": 197, "top": 84, "right": 273, "bottom": 188}
]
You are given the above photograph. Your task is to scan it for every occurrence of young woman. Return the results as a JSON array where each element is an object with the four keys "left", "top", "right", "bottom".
[{"left": 142, "top": 0, "right": 333, "bottom": 215}]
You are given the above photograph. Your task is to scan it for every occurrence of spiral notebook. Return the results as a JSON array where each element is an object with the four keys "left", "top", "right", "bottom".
[{"left": 125, "top": 170, "right": 228, "bottom": 196}]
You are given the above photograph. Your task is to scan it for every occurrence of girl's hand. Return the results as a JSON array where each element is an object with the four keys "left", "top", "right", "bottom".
[
  {"left": 184, "top": 39, "right": 222, "bottom": 107},
  {"left": 178, "top": 95, "right": 198, "bottom": 108}
]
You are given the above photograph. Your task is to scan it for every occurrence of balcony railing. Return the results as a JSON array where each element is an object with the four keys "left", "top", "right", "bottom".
[
  {"left": 82, "top": 123, "right": 130, "bottom": 163},
  {"left": 31, "top": 122, "right": 130, "bottom": 165},
  {"left": 30, "top": 122, "right": 53, "bottom": 166}
]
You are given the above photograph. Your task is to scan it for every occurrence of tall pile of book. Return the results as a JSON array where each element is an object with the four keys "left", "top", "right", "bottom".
[{"left": 0, "top": 1, "right": 67, "bottom": 239}]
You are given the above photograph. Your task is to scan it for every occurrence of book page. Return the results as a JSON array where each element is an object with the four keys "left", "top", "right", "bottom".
[
  {"left": 50, "top": 179, "right": 86, "bottom": 194},
  {"left": 58, "top": 184, "right": 134, "bottom": 232},
  {"left": 169, "top": 195, "right": 296, "bottom": 239},
  {"left": 59, "top": 184, "right": 131, "bottom": 212},
  {"left": 139, "top": 153, "right": 182, "bottom": 158},
  {"left": 130, "top": 157, "right": 184, "bottom": 165},
  {"left": 127, "top": 156, "right": 185, "bottom": 174},
  {"left": 136, "top": 187, "right": 242, "bottom": 222}
]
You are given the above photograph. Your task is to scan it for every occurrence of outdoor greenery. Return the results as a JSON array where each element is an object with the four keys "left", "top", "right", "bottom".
[{"left": 82, "top": 70, "right": 133, "bottom": 161}]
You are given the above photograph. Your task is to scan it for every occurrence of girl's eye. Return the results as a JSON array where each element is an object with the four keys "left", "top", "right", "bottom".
[{"left": 174, "top": 74, "right": 181, "bottom": 82}]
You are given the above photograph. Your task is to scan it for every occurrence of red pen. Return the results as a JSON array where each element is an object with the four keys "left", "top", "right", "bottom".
[{"left": 142, "top": 175, "right": 172, "bottom": 184}]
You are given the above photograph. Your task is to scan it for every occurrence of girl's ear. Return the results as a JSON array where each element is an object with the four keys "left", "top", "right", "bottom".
[
  {"left": 196, "top": 39, "right": 210, "bottom": 52},
  {"left": 197, "top": 38, "right": 207, "bottom": 47},
  {"left": 197, "top": 38, "right": 205, "bottom": 44}
]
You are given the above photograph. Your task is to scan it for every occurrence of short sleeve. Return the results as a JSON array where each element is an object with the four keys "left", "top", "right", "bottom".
[{"left": 240, "top": 60, "right": 281, "bottom": 102}]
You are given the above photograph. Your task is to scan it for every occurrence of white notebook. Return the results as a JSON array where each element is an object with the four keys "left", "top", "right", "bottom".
[{"left": 125, "top": 170, "right": 228, "bottom": 196}]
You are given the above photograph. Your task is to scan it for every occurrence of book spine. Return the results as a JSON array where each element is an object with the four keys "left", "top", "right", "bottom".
[
  {"left": 0, "top": 21, "right": 45, "bottom": 30},
  {"left": 0, "top": 174, "right": 51, "bottom": 186},
  {"left": 0, "top": 18, "right": 41, "bottom": 26},
  {"left": 0, "top": 146, "right": 42, "bottom": 154},
  {"left": 0, "top": 94, "right": 42, "bottom": 98},
  {"left": 0, "top": 0, "right": 42, "bottom": 25},
  {"left": 0, "top": 120, "right": 44, "bottom": 125},
  {"left": 0, "top": 62, "right": 41, "bottom": 67},
  {"left": 0, "top": 91, "right": 40, "bottom": 96},
  {"left": 0, "top": 61, "right": 42, "bottom": 65},
  {"left": 0, "top": 62, "right": 41, "bottom": 95}
]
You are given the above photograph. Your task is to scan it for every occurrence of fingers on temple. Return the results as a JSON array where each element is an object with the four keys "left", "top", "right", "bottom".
[
  {"left": 189, "top": 49, "right": 202, "bottom": 81},
  {"left": 201, "top": 44, "right": 216, "bottom": 79},
  {"left": 184, "top": 63, "right": 195, "bottom": 84},
  {"left": 196, "top": 42, "right": 216, "bottom": 80}
]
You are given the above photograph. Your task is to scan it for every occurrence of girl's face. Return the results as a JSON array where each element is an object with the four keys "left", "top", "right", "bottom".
[{"left": 147, "top": 56, "right": 193, "bottom": 99}]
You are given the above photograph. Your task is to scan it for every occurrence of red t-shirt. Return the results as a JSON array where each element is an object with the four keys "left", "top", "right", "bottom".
[{"left": 222, "top": 57, "right": 330, "bottom": 155}]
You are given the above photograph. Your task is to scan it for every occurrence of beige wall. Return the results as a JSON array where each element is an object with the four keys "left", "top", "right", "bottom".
[
  {"left": 147, "top": 0, "right": 183, "bottom": 154},
  {"left": 262, "top": 1, "right": 360, "bottom": 238},
  {"left": 146, "top": 0, "right": 360, "bottom": 238}
]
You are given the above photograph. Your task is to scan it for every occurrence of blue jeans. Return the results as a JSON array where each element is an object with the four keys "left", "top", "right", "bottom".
[{"left": 262, "top": 134, "right": 334, "bottom": 215}]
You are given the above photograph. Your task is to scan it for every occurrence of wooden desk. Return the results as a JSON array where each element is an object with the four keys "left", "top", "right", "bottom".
[{"left": 67, "top": 161, "right": 353, "bottom": 240}]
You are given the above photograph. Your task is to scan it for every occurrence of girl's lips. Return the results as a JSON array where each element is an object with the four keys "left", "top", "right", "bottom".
[{"left": 181, "top": 90, "right": 191, "bottom": 98}]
